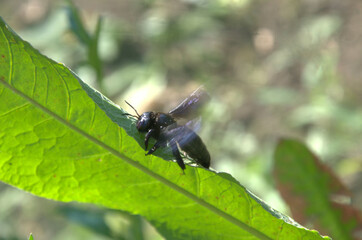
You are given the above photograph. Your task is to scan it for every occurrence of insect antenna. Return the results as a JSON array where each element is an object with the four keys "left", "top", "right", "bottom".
[
  {"left": 123, "top": 113, "right": 138, "bottom": 118},
  {"left": 124, "top": 100, "right": 140, "bottom": 118}
]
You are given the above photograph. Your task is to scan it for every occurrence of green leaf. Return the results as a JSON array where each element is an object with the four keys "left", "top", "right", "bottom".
[
  {"left": 273, "top": 139, "right": 361, "bottom": 240},
  {"left": 66, "top": 0, "right": 91, "bottom": 45},
  {"left": 0, "top": 18, "right": 329, "bottom": 240},
  {"left": 29, "top": 233, "right": 34, "bottom": 240},
  {"left": 66, "top": 1, "right": 104, "bottom": 91},
  {"left": 88, "top": 16, "right": 103, "bottom": 87},
  {"left": 59, "top": 206, "right": 114, "bottom": 238}
]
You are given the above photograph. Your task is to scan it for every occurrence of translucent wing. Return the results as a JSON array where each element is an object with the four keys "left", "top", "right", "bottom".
[
  {"left": 161, "top": 124, "right": 210, "bottom": 168},
  {"left": 163, "top": 125, "right": 197, "bottom": 148},
  {"left": 168, "top": 86, "right": 210, "bottom": 119},
  {"left": 185, "top": 118, "right": 202, "bottom": 135}
]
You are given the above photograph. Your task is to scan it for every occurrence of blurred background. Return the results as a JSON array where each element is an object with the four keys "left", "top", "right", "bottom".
[{"left": 1, "top": 0, "right": 362, "bottom": 239}]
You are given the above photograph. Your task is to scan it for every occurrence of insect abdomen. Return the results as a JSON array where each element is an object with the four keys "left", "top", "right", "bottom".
[{"left": 177, "top": 128, "right": 211, "bottom": 168}]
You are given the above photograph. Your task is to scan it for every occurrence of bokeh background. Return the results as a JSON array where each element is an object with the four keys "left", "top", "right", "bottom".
[{"left": 1, "top": 0, "right": 362, "bottom": 239}]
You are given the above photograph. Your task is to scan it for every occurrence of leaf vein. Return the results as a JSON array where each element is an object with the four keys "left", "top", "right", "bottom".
[
  {"left": 0, "top": 102, "right": 31, "bottom": 118},
  {"left": 49, "top": 62, "right": 71, "bottom": 121},
  {"left": 0, "top": 24, "right": 13, "bottom": 85}
]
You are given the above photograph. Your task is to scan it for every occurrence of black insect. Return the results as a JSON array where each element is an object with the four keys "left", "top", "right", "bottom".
[{"left": 124, "top": 87, "right": 211, "bottom": 171}]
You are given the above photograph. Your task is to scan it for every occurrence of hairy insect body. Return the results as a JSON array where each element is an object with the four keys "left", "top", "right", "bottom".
[
  {"left": 125, "top": 87, "right": 211, "bottom": 171},
  {"left": 137, "top": 112, "right": 176, "bottom": 151},
  {"left": 136, "top": 111, "right": 210, "bottom": 170}
]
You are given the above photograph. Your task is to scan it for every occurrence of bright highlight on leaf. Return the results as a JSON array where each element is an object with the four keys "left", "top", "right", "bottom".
[{"left": 0, "top": 17, "right": 329, "bottom": 240}]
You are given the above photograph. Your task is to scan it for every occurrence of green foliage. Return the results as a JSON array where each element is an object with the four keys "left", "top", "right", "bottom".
[
  {"left": 59, "top": 205, "right": 145, "bottom": 239},
  {"left": 274, "top": 139, "right": 361, "bottom": 240},
  {"left": 66, "top": 0, "right": 104, "bottom": 91},
  {"left": 0, "top": 18, "right": 330, "bottom": 240}
]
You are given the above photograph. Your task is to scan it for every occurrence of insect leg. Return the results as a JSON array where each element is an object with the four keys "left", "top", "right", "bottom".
[
  {"left": 144, "top": 129, "right": 157, "bottom": 150},
  {"left": 146, "top": 139, "right": 164, "bottom": 155},
  {"left": 171, "top": 143, "right": 186, "bottom": 170}
]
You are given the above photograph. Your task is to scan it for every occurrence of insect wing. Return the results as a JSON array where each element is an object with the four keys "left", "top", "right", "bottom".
[
  {"left": 162, "top": 125, "right": 210, "bottom": 168},
  {"left": 163, "top": 125, "right": 196, "bottom": 148},
  {"left": 185, "top": 117, "right": 202, "bottom": 133},
  {"left": 168, "top": 86, "right": 210, "bottom": 119}
]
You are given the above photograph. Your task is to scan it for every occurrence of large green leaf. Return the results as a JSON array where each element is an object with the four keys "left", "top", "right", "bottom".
[{"left": 0, "top": 18, "right": 329, "bottom": 240}]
